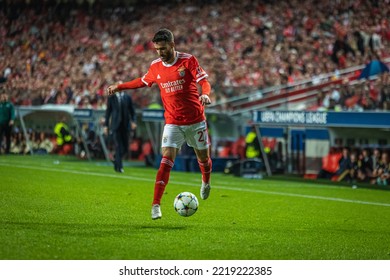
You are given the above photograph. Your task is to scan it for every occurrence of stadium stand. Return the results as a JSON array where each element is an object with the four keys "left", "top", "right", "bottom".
[{"left": 0, "top": 0, "right": 389, "bottom": 111}]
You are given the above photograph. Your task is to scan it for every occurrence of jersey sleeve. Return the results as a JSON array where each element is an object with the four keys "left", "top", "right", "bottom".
[
  {"left": 141, "top": 65, "right": 156, "bottom": 87},
  {"left": 188, "top": 55, "right": 208, "bottom": 83}
]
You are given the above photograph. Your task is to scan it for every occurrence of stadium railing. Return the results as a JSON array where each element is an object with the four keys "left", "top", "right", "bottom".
[{"left": 209, "top": 57, "right": 390, "bottom": 115}]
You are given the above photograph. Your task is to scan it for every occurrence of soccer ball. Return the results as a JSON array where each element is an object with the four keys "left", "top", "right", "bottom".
[{"left": 173, "top": 192, "right": 199, "bottom": 217}]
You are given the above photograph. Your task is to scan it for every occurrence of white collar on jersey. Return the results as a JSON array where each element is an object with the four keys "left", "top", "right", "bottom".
[{"left": 162, "top": 51, "right": 179, "bottom": 67}]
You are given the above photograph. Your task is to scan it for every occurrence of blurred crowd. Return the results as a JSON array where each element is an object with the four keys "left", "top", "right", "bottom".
[
  {"left": 318, "top": 147, "right": 390, "bottom": 186},
  {"left": 313, "top": 77, "right": 390, "bottom": 111},
  {"left": 0, "top": 0, "right": 390, "bottom": 110},
  {"left": 7, "top": 130, "right": 55, "bottom": 155}
]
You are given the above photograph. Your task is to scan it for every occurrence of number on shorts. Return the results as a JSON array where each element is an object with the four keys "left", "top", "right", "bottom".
[{"left": 197, "top": 129, "right": 207, "bottom": 143}]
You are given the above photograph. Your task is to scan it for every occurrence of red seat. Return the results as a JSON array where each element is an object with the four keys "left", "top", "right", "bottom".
[{"left": 322, "top": 153, "right": 341, "bottom": 173}]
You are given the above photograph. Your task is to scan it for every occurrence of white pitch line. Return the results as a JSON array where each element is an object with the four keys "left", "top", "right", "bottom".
[
  {"left": 214, "top": 185, "right": 390, "bottom": 207},
  {"left": 1, "top": 162, "right": 390, "bottom": 207}
]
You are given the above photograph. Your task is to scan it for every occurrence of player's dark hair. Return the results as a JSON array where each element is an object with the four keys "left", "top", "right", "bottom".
[{"left": 152, "top": 29, "right": 174, "bottom": 43}]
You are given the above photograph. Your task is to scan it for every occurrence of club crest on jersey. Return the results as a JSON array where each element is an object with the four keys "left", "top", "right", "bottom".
[
  {"left": 178, "top": 66, "right": 186, "bottom": 77},
  {"left": 163, "top": 136, "right": 168, "bottom": 143}
]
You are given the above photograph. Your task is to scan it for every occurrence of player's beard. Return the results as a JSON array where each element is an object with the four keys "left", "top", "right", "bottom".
[{"left": 161, "top": 50, "right": 175, "bottom": 63}]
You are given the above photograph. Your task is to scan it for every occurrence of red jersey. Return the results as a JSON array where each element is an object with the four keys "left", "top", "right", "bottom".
[{"left": 141, "top": 51, "right": 208, "bottom": 125}]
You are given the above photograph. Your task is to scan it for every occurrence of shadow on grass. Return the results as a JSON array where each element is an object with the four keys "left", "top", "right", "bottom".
[{"left": 2, "top": 220, "right": 187, "bottom": 238}]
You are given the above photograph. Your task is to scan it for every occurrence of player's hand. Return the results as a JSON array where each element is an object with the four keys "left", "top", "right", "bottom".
[
  {"left": 103, "top": 126, "right": 108, "bottom": 135},
  {"left": 130, "top": 122, "right": 137, "bottom": 130},
  {"left": 199, "top": 94, "right": 211, "bottom": 106},
  {"left": 106, "top": 84, "right": 118, "bottom": 95}
]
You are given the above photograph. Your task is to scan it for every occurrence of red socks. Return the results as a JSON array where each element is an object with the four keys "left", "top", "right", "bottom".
[
  {"left": 198, "top": 158, "right": 212, "bottom": 184},
  {"left": 152, "top": 156, "right": 174, "bottom": 205},
  {"left": 152, "top": 157, "right": 212, "bottom": 205}
]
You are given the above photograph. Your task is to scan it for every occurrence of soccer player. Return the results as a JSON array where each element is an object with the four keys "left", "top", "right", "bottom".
[{"left": 106, "top": 28, "right": 212, "bottom": 220}]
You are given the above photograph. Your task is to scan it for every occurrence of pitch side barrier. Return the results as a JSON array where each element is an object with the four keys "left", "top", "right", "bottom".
[
  {"left": 252, "top": 111, "right": 390, "bottom": 176},
  {"left": 16, "top": 106, "right": 239, "bottom": 164},
  {"left": 142, "top": 109, "right": 240, "bottom": 172},
  {"left": 15, "top": 105, "right": 100, "bottom": 160},
  {"left": 16, "top": 105, "right": 77, "bottom": 156}
]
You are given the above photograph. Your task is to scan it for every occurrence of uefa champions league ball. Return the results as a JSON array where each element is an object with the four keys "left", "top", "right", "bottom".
[{"left": 173, "top": 192, "right": 199, "bottom": 217}]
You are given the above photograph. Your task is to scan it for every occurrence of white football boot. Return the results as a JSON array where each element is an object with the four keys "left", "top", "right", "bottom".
[
  {"left": 151, "top": 204, "right": 162, "bottom": 220},
  {"left": 200, "top": 181, "right": 211, "bottom": 200}
]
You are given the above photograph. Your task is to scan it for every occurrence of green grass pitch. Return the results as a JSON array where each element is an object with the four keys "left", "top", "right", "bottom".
[{"left": 1, "top": 155, "right": 390, "bottom": 260}]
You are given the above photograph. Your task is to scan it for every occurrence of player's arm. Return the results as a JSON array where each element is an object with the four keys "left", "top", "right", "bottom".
[
  {"left": 198, "top": 78, "right": 211, "bottom": 105},
  {"left": 106, "top": 78, "right": 146, "bottom": 95},
  {"left": 188, "top": 55, "right": 211, "bottom": 105}
]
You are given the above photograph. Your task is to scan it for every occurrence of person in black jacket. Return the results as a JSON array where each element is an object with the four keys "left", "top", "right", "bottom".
[
  {"left": 0, "top": 93, "right": 15, "bottom": 154},
  {"left": 104, "top": 89, "right": 137, "bottom": 173}
]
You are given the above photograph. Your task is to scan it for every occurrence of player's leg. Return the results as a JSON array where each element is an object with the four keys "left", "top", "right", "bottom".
[
  {"left": 185, "top": 121, "right": 212, "bottom": 200},
  {"left": 152, "top": 124, "right": 184, "bottom": 219},
  {"left": 194, "top": 147, "right": 212, "bottom": 200},
  {"left": 153, "top": 146, "right": 178, "bottom": 206}
]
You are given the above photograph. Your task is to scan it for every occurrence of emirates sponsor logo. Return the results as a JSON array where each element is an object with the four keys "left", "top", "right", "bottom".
[{"left": 160, "top": 79, "right": 185, "bottom": 93}]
